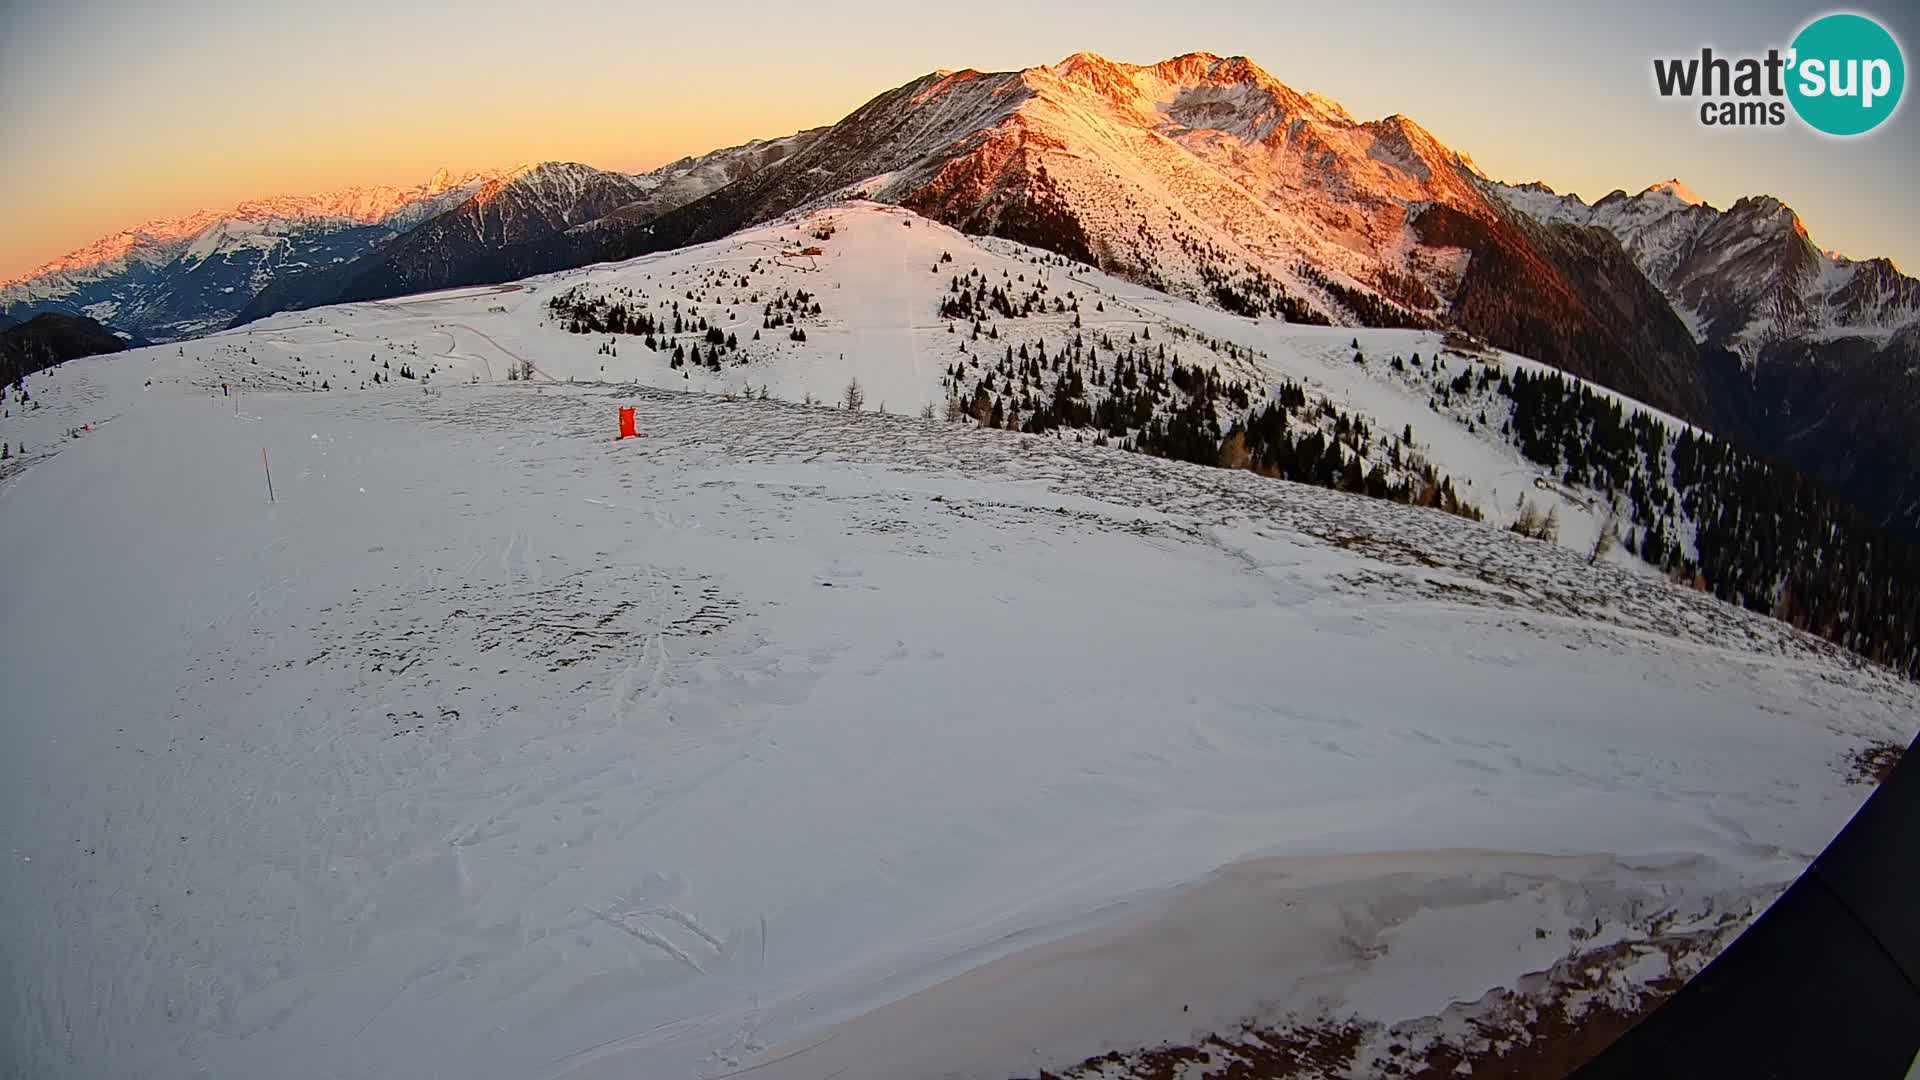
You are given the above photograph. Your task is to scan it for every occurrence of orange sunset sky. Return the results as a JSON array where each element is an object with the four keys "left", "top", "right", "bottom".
[{"left": 4, "top": 0, "right": 1914, "bottom": 281}]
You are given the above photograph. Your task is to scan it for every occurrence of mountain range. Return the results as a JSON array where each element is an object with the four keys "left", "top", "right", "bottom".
[
  {"left": 0, "top": 170, "right": 498, "bottom": 340},
  {"left": 5, "top": 50, "right": 1917, "bottom": 535}
]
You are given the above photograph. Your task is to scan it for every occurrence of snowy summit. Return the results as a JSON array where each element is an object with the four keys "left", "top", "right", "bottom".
[{"left": 1642, "top": 178, "right": 1707, "bottom": 206}]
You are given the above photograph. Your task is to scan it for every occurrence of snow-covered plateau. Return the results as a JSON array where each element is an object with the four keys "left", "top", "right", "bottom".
[{"left": 2, "top": 204, "right": 1914, "bottom": 1080}]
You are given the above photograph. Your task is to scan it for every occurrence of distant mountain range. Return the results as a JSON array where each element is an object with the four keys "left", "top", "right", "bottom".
[
  {"left": 225, "top": 161, "right": 659, "bottom": 324},
  {"left": 5, "top": 51, "right": 1916, "bottom": 535},
  {"left": 232, "top": 132, "right": 822, "bottom": 322},
  {"left": 0, "top": 170, "right": 498, "bottom": 340},
  {"left": 0, "top": 133, "right": 821, "bottom": 344}
]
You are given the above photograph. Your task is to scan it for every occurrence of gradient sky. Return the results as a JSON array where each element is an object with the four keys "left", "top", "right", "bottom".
[{"left": 4, "top": 0, "right": 1915, "bottom": 280}]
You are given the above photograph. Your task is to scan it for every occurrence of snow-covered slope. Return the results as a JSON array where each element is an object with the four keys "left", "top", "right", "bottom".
[
  {"left": 4, "top": 202, "right": 1916, "bottom": 1079},
  {"left": 0, "top": 203, "right": 1726, "bottom": 567},
  {"left": 20, "top": 200, "right": 1899, "bottom": 680},
  {"left": 3, "top": 247, "right": 1913, "bottom": 1078},
  {"left": 503, "top": 52, "right": 1733, "bottom": 446}
]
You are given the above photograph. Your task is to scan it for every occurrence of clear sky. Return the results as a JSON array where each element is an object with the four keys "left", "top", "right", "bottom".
[{"left": 3, "top": 0, "right": 1914, "bottom": 279}]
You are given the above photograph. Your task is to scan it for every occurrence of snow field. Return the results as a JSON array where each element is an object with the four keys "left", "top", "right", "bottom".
[{"left": 2, "top": 378, "right": 1913, "bottom": 1079}]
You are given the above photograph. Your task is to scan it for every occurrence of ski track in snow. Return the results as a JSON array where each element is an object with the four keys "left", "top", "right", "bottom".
[{"left": 1, "top": 207, "right": 1916, "bottom": 1080}]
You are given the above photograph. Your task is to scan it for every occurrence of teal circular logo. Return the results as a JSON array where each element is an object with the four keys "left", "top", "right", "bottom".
[{"left": 1788, "top": 13, "right": 1905, "bottom": 135}]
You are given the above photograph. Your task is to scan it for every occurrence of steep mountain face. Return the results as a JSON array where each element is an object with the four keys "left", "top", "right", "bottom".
[
  {"left": 581, "top": 53, "right": 1502, "bottom": 307},
  {"left": 896, "top": 52, "right": 1498, "bottom": 297},
  {"left": 1408, "top": 203, "right": 1730, "bottom": 432},
  {"left": 0, "top": 171, "right": 495, "bottom": 341},
  {"left": 1491, "top": 179, "right": 1920, "bottom": 537},
  {"left": 1736, "top": 328, "right": 1920, "bottom": 538},
  {"left": 0, "top": 313, "right": 129, "bottom": 386},
  {"left": 531, "top": 52, "right": 1727, "bottom": 434}
]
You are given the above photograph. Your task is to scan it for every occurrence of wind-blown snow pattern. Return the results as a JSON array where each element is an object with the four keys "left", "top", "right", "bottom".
[{"left": 2, "top": 203, "right": 1914, "bottom": 1080}]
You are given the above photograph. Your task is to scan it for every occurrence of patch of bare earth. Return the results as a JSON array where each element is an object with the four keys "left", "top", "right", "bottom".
[
  {"left": 1845, "top": 741, "right": 1904, "bottom": 786},
  {"left": 1033, "top": 911, "right": 1746, "bottom": 1080}
]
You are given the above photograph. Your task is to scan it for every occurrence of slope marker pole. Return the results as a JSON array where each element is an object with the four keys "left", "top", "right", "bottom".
[{"left": 262, "top": 447, "right": 275, "bottom": 504}]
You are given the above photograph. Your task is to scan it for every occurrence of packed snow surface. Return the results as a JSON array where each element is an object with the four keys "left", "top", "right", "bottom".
[{"left": 2, "top": 206, "right": 1915, "bottom": 1080}]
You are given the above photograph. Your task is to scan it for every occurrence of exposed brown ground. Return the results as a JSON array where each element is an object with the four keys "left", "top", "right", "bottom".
[
  {"left": 1031, "top": 910, "right": 1742, "bottom": 1080},
  {"left": 1847, "top": 740, "right": 1905, "bottom": 786}
]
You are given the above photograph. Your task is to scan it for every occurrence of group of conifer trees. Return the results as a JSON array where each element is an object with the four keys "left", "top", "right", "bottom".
[
  {"left": 1495, "top": 366, "right": 1919, "bottom": 677},
  {"left": 940, "top": 323, "right": 1482, "bottom": 523}
]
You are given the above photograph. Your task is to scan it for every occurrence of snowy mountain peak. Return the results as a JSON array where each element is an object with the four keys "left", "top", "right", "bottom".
[
  {"left": 1050, "top": 49, "right": 1133, "bottom": 83},
  {"left": 1744, "top": 196, "right": 1813, "bottom": 245},
  {"left": 472, "top": 161, "right": 631, "bottom": 207},
  {"left": 1642, "top": 178, "right": 1706, "bottom": 206},
  {"left": 1042, "top": 48, "right": 1288, "bottom": 98},
  {"left": 1489, "top": 175, "right": 1918, "bottom": 355},
  {"left": 1028, "top": 49, "right": 1353, "bottom": 129},
  {"left": 1065, "top": 49, "right": 1266, "bottom": 90},
  {"left": 1145, "top": 50, "right": 1302, "bottom": 100}
]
